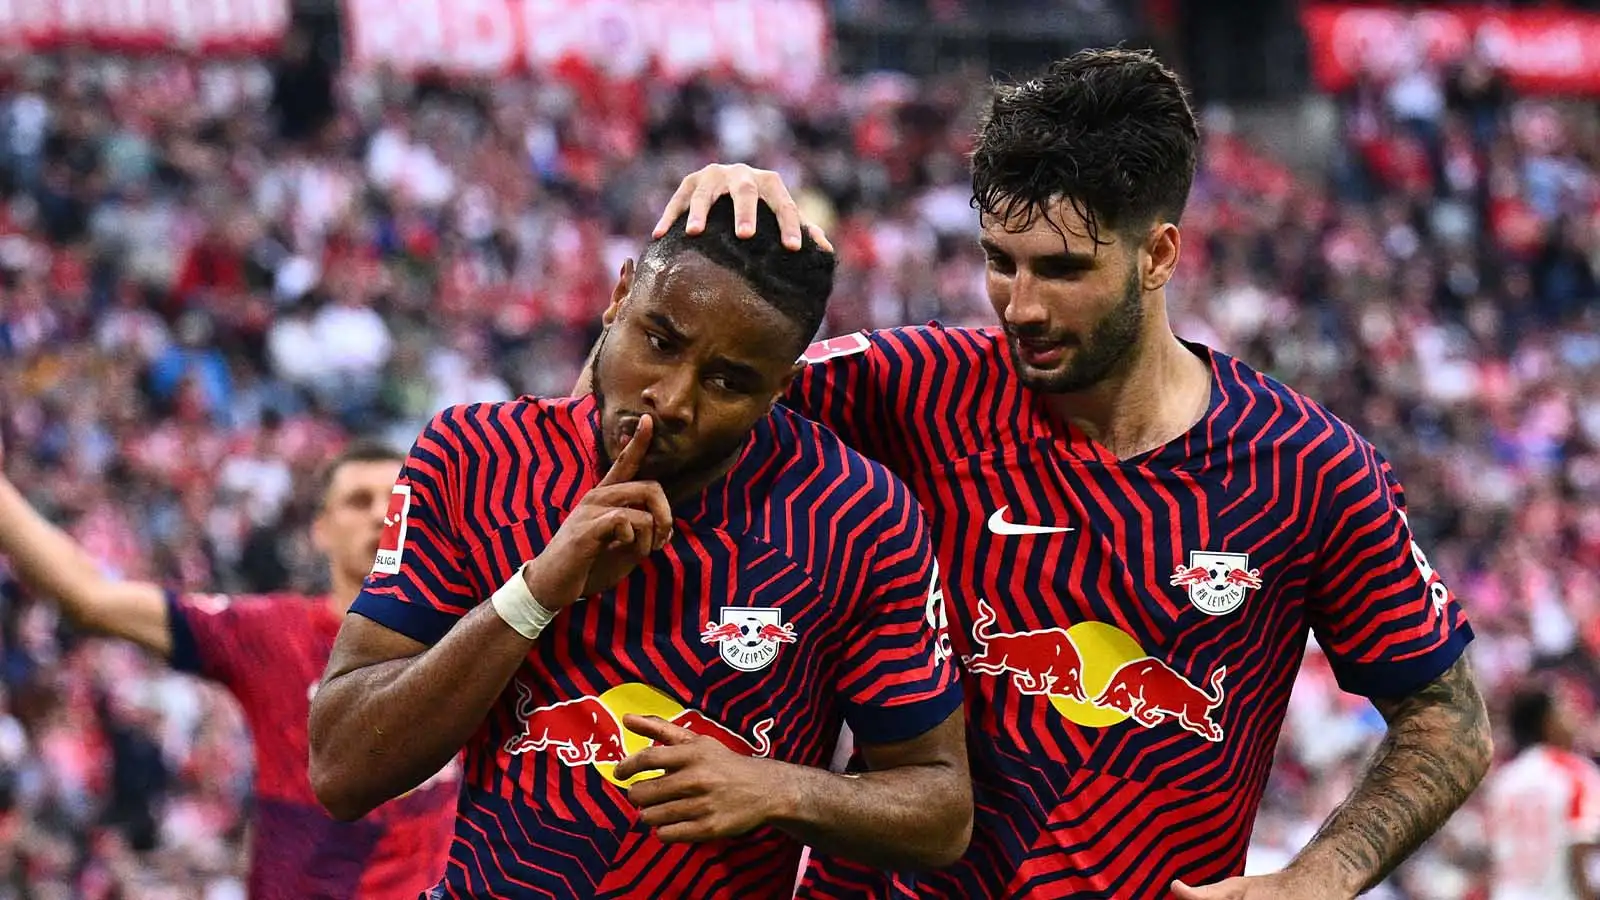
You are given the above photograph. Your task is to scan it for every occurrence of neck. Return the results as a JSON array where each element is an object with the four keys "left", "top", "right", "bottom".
[{"left": 1041, "top": 302, "right": 1211, "bottom": 459}]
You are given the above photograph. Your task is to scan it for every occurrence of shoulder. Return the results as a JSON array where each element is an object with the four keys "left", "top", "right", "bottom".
[
  {"left": 421, "top": 396, "right": 595, "bottom": 467},
  {"left": 1207, "top": 346, "right": 1387, "bottom": 475},
  {"left": 801, "top": 323, "right": 1004, "bottom": 371},
  {"left": 763, "top": 407, "right": 918, "bottom": 519}
]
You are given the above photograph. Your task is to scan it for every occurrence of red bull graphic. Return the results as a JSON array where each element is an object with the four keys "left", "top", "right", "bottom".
[
  {"left": 503, "top": 681, "right": 780, "bottom": 787},
  {"left": 657, "top": 710, "right": 774, "bottom": 758},
  {"left": 965, "top": 602, "right": 1231, "bottom": 743},
  {"left": 1091, "top": 658, "right": 1228, "bottom": 743},
  {"left": 965, "top": 599, "right": 1087, "bottom": 700},
  {"left": 504, "top": 683, "right": 627, "bottom": 764},
  {"left": 701, "top": 607, "right": 796, "bottom": 672},
  {"left": 1170, "top": 550, "right": 1261, "bottom": 616}
]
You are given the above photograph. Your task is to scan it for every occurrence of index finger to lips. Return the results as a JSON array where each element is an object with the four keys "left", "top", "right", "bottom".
[{"left": 598, "top": 414, "right": 654, "bottom": 486}]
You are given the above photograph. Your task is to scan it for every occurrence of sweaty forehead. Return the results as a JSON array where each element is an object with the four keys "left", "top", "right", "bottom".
[
  {"left": 633, "top": 254, "right": 803, "bottom": 363},
  {"left": 980, "top": 198, "right": 1125, "bottom": 258}
]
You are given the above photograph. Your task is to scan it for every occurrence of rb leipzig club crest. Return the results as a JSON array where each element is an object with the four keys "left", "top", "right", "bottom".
[
  {"left": 700, "top": 608, "right": 797, "bottom": 672},
  {"left": 1170, "top": 551, "right": 1263, "bottom": 616}
]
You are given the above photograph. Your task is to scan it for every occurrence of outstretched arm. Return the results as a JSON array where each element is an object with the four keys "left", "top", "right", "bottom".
[
  {"left": 1173, "top": 657, "right": 1491, "bottom": 899},
  {"left": 0, "top": 474, "right": 171, "bottom": 657}
]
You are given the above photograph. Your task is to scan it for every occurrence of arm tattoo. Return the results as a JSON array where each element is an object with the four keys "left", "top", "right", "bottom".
[{"left": 1298, "top": 657, "right": 1492, "bottom": 894}]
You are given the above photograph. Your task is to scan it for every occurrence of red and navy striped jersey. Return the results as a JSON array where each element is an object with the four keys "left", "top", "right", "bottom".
[
  {"left": 166, "top": 592, "right": 458, "bottom": 900},
  {"left": 786, "top": 325, "right": 1474, "bottom": 900},
  {"left": 350, "top": 395, "right": 960, "bottom": 899}
]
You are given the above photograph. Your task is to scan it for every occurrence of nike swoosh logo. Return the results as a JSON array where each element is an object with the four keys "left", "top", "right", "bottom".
[{"left": 986, "top": 506, "right": 1074, "bottom": 536}]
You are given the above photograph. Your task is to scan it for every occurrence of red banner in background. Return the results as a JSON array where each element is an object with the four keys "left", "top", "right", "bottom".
[
  {"left": 1303, "top": 4, "right": 1600, "bottom": 95},
  {"left": 0, "top": 0, "right": 288, "bottom": 56},
  {"left": 343, "top": 0, "right": 830, "bottom": 88}
]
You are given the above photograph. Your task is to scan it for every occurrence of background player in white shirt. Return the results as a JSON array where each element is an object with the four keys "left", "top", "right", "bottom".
[{"left": 1488, "top": 685, "right": 1600, "bottom": 900}]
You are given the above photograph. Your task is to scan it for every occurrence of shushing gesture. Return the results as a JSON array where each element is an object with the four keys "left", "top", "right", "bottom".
[{"left": 520, "top": 415, "right": 674, "bottom": 609}]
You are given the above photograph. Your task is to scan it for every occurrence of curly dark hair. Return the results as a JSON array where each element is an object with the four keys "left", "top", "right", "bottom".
[
  {"left": 971, "top": 48, "right": 1200, "bottom": 245},
  {"left": 645, "top": 195, "right": 836, "bottom": 352}
]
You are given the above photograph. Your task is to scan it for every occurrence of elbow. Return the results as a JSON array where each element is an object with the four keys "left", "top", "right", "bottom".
[
  {"left": 308, "top": 718, "right": 377, "bottom": 822},
  {"left": 924, "top": 809, "right": 973, "bottom": 869},
  {"left": 914, "top": 783, "right": 973, "bottom": 870},
  {"left": 310, "top": 759, "right": 376, "bottom": 822}
]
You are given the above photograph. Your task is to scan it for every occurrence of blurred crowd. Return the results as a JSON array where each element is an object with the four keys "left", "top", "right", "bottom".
[{"left": 0, "top": 29, "right": 1594, "bottom": 900}]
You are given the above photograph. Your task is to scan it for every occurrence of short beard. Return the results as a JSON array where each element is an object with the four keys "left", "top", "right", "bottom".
[{"left": 1013, "top": 269, "right": 1144, "bottom": 394}]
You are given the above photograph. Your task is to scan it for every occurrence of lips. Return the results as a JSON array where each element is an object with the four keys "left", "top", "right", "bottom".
[{"left": 1016, "top": 338, "right": 1068, "bottom": 368}]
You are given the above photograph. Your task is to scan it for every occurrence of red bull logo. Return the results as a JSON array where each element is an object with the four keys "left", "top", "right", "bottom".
[
  {"left": 505, "top": 684, "right": 628, "bottom": 764},
  {"left": 503, "top": 682, "right": 774, "bottom": 786},
  {"left": 1092, "top": 658, "right": 1228, "bottom": 743},
  {"left": 701, "top": 607, "right": 796, "bottom": 672},
  {"left": 1170, "top": 551, "right": 1260, "bottom": 616},
  {"left": 966, "top": 600, "right": 1087, "bottom": 701},
  {"left": 657, "top": 709, "right": 774, "bottom": 758},
  {"left": 963, "top": 604, "right": 1229, "bottom": 743}
]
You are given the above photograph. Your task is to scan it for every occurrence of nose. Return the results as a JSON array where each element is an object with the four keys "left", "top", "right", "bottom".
[
  {"left": 1002, "top": 272, "right": 1048, "bottom": 332},
  {"left": 641, "top": 367, "right": 695, "bottom": 432}
]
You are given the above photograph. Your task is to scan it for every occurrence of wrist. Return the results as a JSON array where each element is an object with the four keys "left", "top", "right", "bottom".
[
  {"left": 759, "top": 760, "right": 810, "bottom": 830},
  {"left": 493, "top": 561, "right": 560, "bottom": 641},
  {"left": 1284, "top": 846, "right": 1363, "bottom": 900},
  {"left": 519, "top": 558, "right": 574, "bottom": 611}
]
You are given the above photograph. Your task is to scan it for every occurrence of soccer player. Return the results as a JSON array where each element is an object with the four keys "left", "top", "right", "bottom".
[
  {"left": 1486, "top": 685, "right": 1600, "bottom": 900},
  {"left": 0, "top": 438, "right": 458, "bottom": 899},
  {"left": 307, "top": 196, "right": 972, "bottom": 899},
  {"left": 638, "top": 49, "right": 1493, "bottom": 899}
]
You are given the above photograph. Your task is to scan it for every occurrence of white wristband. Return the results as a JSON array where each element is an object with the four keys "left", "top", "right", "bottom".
[{"left": 491, "top": 561, "right": 559, "bottom": 641}]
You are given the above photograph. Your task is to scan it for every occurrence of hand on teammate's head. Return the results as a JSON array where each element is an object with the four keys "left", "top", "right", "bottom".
[{"left": 654, "top": 164, "right": 833, "bottom": 252}]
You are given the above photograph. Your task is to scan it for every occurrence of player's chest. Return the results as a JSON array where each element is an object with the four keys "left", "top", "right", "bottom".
[
  {"left": 913, "top": 447, "right": 1313, "bottom": 649},
  {"left": 463, "top": 509, "right": 847, "bottom": 681}
]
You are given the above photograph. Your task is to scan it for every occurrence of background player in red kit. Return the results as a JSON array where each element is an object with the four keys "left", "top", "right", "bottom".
[
  {"left": 641, "top": 48, "right": 1495, "bottom": 900},
  {"left": 307, "top": 197, "right": 972, "bottom": 899},
  {"left": 0, "top": 438, "right": 458, "bottom": 899}
]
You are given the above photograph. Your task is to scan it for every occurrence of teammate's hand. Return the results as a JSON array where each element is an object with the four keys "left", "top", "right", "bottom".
[
  {"left": 1171, "top": 871, "right": 1350, "bottom": 900},
  {"left": 521, "top": 416, "right": 674, "bottom": 609},
  {"left": 652, "top": 164, "right": 834, "bottom": 252},
  {"left": 615, "top": 714, "right": 790, "bottom": 843}
]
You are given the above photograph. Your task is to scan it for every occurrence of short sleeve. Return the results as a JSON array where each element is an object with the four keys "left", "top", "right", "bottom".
[
  {"left": 837, "top": 473, "right": 962, "bottom": 745},
  {"left": 1308, "top": 446, "right": 1473, "bottom": 699},
  {"left": 166, "top": 592, "right": 274, "bottom": 689},
  {"left": 349, "top": 407, "right": 480, "bottom": 646}
]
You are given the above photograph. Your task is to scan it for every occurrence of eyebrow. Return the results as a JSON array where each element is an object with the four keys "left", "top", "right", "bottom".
[
  {"left": 644, "top": 310, "right": 766, "bottom": 384},
  {"left": 978, "top": 237, "right": 1097, "bottom": 268},
  {"left": 644, "top": 311, "right": 690, "bottom": 342}
]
